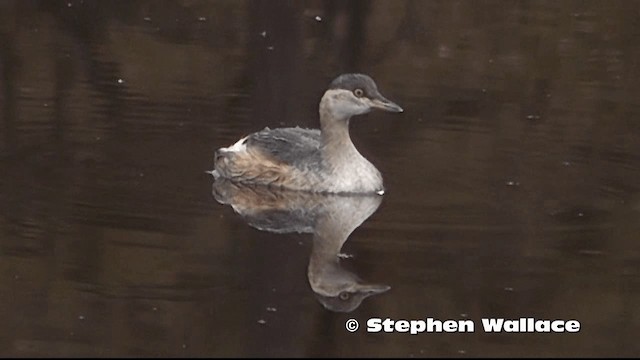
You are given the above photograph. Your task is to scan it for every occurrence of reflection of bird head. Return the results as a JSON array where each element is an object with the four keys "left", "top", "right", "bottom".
[{"left": 310, "top": 261, "right": 390, "bottom": 313}]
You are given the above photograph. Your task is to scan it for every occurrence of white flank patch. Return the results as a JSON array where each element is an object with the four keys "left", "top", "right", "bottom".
[
  {"left": 376, "top": 190, "right": 385, "bottom": 196},
  {"left": 222, "top": 136, "right": 248, "bottom": 152}
]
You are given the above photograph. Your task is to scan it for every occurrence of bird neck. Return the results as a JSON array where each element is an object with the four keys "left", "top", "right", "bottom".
[
  {"left": 306, "top": 195, "right": 382, "bottom": 296},
  {"left": 318, "top": 95, "right": 360, "bottom": 168},
  {"left": 307, "top": 210, "right": 354, "bottom": 296}
]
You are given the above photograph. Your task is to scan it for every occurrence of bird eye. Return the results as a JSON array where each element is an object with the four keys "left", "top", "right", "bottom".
[
  {"left": 353, "top": 88, "right": 364, "bottom": 97},
  {"left": 339, "top": 291, "right": 350, "bottom": 300}
]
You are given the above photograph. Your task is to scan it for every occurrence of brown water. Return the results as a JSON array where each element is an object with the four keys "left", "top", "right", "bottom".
[{"left": 2, "top": 0, "right": 640, "bottom": 357}]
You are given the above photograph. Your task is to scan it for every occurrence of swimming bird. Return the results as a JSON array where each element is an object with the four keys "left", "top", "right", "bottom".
[{"left": 211, "top": 73, "right": 403, "bottom": 194}]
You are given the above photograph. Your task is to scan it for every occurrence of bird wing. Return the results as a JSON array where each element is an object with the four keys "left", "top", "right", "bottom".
[{"left": 247, "top": 127, "right": 322, "bottom": 170}]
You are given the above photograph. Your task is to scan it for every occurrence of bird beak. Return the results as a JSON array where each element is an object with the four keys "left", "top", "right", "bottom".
[
  {"left": 370, "top": 95, "right": 404, "bottom": 113},
  {"left": 355, "top": 283, "right": 391, "bottom": 295}
]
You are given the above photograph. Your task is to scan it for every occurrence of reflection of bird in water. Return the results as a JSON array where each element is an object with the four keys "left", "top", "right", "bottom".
[
  {"left": 213, "top": 178, "right": 390, "bottom": 312},
  {"left": 211, "top": 73, "right": 402, "bottom": 194}
]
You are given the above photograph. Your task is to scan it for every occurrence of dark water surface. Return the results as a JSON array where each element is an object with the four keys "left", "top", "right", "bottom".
[{"left": 2, "top": 0, "right": 640, "bottom": 357}]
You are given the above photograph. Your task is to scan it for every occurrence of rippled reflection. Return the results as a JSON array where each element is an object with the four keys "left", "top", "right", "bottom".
[
  {"left": 212, "top": 178, "right": 389, "bottom": 312},
  {"left": 1, "top": 0, "right": 640, "bottom": 356}
]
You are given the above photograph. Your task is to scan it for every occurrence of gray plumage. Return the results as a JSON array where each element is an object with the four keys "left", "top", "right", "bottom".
[
  {"left": 211, "top": 73, "right": 403, "bottom": 194},
  {"left": 247, "top": 126, "right": 322, "bottom": 171},
  {"left": 329, "top": 73, "right": 381, "bottom": 98}
]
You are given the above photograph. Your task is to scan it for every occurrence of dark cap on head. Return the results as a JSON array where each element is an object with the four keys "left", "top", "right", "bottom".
[
  {"left": 328, "top": 73, "right": 403, "bottom": 113},
  {"left": 329, "top": 73, "right": 379, "bottom": 95}
]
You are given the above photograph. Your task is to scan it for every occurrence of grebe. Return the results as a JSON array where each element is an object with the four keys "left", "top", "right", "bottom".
[{"left": 211, "top": 73, "right": 403, "bottom": 194}]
